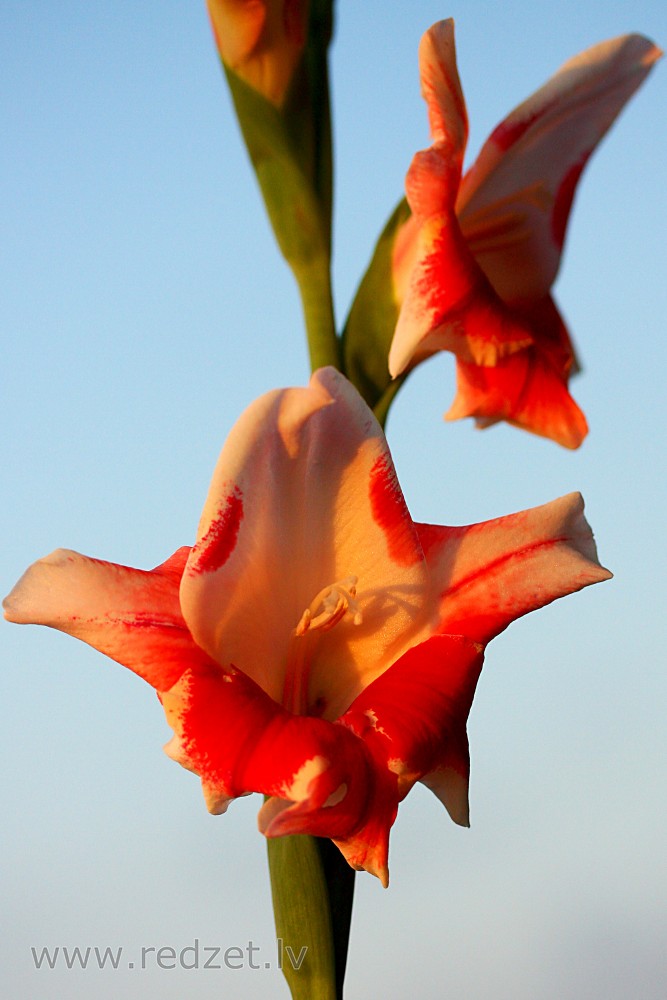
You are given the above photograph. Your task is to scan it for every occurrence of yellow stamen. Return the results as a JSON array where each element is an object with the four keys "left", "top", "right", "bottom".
[
  {"left": 295, "top": 576, "right": 363, "bottom": 636},
  {"left": 283, "top": 576, "right": 363, "bottom": 716}
]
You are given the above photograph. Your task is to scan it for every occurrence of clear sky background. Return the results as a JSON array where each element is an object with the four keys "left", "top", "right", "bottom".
[{"left": 2, "top": 2, "right": 666, "bottom": 998}]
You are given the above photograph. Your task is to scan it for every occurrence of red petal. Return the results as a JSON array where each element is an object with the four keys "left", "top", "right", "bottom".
[
  {"left": 446, "top": 348, "right": 588, "bottom": 449},
  {"left": 263, "top": 634, "right": 487, "bottom": 882},
  {"left": 336, "top": 635, "right": 485, "bottom": 853},
  {"left": 161, "top": 661, "right": 382, "bottom": 847}
]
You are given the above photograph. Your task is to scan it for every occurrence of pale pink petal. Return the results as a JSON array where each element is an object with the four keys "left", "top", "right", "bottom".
[
  {"left": 3, "top": 547, "right": 207, "bottom": 691},
  {"left": 458, "top": 33, "right": 662, "bottom": 301},
  {"left": 180, "top": 367, "right": 431, "bottom": 720},
  {"left": 416, "top": 493, "right": 612, "bottom": 645}
]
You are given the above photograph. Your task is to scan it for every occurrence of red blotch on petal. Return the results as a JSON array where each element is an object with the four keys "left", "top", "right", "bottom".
[
  {"left": 368, "top": 456, "right": 421, "bottom": 567},
  {"left": 488, "top": 103, "right": 552, "bottom": 154},
  {"left": 189, "top": 488, "right": 244, "bottom": 574}
]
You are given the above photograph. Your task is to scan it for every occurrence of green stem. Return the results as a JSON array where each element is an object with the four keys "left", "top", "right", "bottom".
[
  {"left": 268, "top": 835, "right": 348, "bottom": 1000},
  {"left": 314, "top": 837, "right": 355, "bottom": 998},
  {"left": 296, "top": 258, "right": 341, "bottom": 373}
]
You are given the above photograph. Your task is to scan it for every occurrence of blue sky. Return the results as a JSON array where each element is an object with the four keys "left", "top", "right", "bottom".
[{"left": 2, "top": 2, "right": 666, "bottom": 998}]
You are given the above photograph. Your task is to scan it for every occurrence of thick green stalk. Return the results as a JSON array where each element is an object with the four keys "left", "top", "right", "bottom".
[
  {"left": 314, "top": 837, "right": 355, "bottom": 997},
  {"left": 268, "top": 835, "right": 352, "bottom": 1000},
  {"left": 295, "top": 258, "right": 341, "bottom": 373}
]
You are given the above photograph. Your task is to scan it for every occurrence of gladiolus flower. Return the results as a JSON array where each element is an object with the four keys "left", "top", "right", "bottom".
[
  {"left": 389, "top": 20, "right": 661, "bottom": 448},
  {"left": 3, "top": 369, "right": 611, "bottom": 884},
  {"left": 207, "top": 0, "right": 309, "bottom": 106}
]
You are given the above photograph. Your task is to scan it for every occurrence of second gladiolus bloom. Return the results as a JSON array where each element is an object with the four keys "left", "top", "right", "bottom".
[
  {"left": 389, "top": 20, "right": 661, "bottom": 447},
  {"left": 4, "top": 369, "right": 611, "bottom": 884}
]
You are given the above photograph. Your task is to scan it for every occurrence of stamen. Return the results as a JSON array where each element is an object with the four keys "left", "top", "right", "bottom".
[
  {"left": 285, "top": 576, "right": 364, "bottom": 715},
  {"left": 295, "top": 575, "right": 363, "bottom": 637}
]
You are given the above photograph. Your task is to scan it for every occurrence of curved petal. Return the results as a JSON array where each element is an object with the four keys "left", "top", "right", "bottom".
[
  {"left": 260, "top": 757, "right": 398, "bottom": 887},
  {"left": 161, "top": 662, "right": 368, "bottom": 810},
  {"left": 329, "top": 778, "right": 398, "bottom": 888},
  {"left": 180, "top": 367, "right": 431, "bottom": 720},
  {"left": 161, "top": 660, "right": 392, "bottom": 879},
  {"left": 440, "top": 293, "right": 586, "bottom": 448},
  {"left": 266, "top": 633, "right": 486, "bottom": 885},
  {"left": 2, "top": 547, "right": 205, "bottom": 691},
  {"left": 416, "top": 493, "right": 612, "bottom": 646},
  {"left": 389, "top": 20, "right": 535, "bottom": 376},
  {"left": 446, "top": 348, "right": 588, "bottom": 449},
  {"left": 339, "top": 634, "right": 485, "bottom": 831},
  {"left": 458, "top": 33, "right": 662, "bottom": 301},
  {"left": 419, "top": 724, "right": 471, "bottom": 827},
  {"left": 418, "top": 19, "right": 468, "bottom": 162}
]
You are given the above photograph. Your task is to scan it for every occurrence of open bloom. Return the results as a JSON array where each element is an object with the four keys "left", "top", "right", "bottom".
[
  {"left": 4, "top": 369, "right": 611, "bottom": 883},
  {"left": 207, "top": 0, "right": 309, "bottom": 106},
  {"left": 389, "top": 20, "right": 661, "bottom": 448}
]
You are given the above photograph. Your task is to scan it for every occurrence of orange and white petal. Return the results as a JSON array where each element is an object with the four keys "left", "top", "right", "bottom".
[
  {"left": 3, "top": 546, "right": 206, "bottom": 691},
  {"left": 418, "top": 20, "right": 468, "bottom": 171},
  {"left": 389, "top": 19, "right": 532, "bottom": 377},
  {"left": 416, "top": 493, "right": 612, "bottom": 647},
  {"left": 390, "top": 21, "right": 533, "bottom": 375},
  {"left": 458, "top": 33, "right": 662, "bottom": 302},
  {"left": 180, "top": 367, "right": 431, "bottom": 720},
  {"left": 389, "top": 20, "right": 533, "bottom": 378},
  {"left": 389, "top": 209, "right": 534, "bottom": 375},
  {"left": 446, "top": 349, "right": 588, "bottom": 449}
]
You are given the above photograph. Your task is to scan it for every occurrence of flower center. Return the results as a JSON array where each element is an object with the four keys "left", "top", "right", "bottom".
[{"left": 283, "top": 576, "right": 363, "bottom": 715}]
